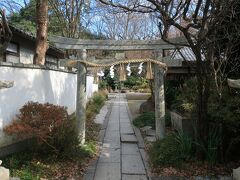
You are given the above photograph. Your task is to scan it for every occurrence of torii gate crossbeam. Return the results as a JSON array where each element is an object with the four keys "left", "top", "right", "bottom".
[{"left": 49, "top": 36, "right": 184, "bottom": 143}]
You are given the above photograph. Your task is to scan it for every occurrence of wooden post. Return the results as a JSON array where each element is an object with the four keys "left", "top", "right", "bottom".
[
  {"left": 154, "top": 50, "right": 166, "bottom": 139},
  {"left": 76, "top": 49, "right": 87, "bottom": 144}
]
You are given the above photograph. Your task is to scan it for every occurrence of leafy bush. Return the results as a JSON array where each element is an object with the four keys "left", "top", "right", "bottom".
[
  {"left": 86, "top": 91, "right": 106, "bottom": 119},
  {"left": 4, "top": 102, "right": 78, "bottom": 155},
  {"left": 92, "top": 94, "right": 105, "bottom": 111},
  {"left": 2, "top": 92, "right": 107, "bottom": 179},
  {"left": 133, "top": 111, "right": 172, "bottom": 129},
  {"left": 133, "top": 112, "right": 155, "bottom": 129},
  {"left": 149, "top": 133, "right": 194, "bottom": 167},
  {"left": 149, "top": 135, "right": 180, "bottom": 167},
  {"left": 171, "top": 78, "right": 197, "bottom": 114},
  {"left": 208, "top": 89, "right": 240, "bottom": 161}
]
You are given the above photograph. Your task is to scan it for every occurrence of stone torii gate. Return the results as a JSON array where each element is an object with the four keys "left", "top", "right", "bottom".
[{"left": 49, "top": 36, "right": 182, "bottom": 143}]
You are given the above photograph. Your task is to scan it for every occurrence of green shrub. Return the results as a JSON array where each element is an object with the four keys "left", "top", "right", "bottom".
[
  {"left": 133, "top": 111, "right": 172, "bottom": 129},
  {"left": 2, "top": 151, "right": 47, "bottom": 179},
  {"left": 170, "top": 78, "right": 197, "bottom": 114},
  {"left": 149, "top": 133, "right": 194, "bottom": 167},
  {"left": 133, "top": 112, "right": 155, "bottom": 129},
  {"left": 149, "top": 135, "right": 181, "bottom": 167},
  {"left": 92, "top": 94, "right": 105, "bottom": 111},
  {"left": 208, "top": 89, "right": 240, "bottom": 161},
  {"left": 86, "top": 92, "right": 107, "bottom": 119}
]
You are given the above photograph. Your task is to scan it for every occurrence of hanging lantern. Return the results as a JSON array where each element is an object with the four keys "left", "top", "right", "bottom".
[
  {"left": 119, "top": 63, "right": 126, "bottom": 81},
  {"left": 146, "top": 62, "right": 153, "bottom": 80}
]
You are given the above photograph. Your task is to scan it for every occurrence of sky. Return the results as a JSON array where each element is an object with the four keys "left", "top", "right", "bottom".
[{"left": 0, "top": 0, "right": 29, "bottom": 15}]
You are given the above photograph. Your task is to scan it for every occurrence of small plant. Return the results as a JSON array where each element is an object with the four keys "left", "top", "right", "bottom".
[
  {"left": 206, "top": 130, "right": 219, "bottom": 166},
  {"left": 195, "top": 128, "right": 220, "bottom": 166},
  {"left": 175, "top": 131, "right": 194, "bottom": 160},
  {"left": 92, "top": 94, "right": 106, "bottom": 112}
]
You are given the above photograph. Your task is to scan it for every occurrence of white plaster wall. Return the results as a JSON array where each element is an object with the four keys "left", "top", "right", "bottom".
[
  {"left": 86, "top": 76, "right": 98, "bottom": 98},
  {"left": 93, "top": 84, "right": 98, "bottom": 94},
  {"left": 0, "top": 66, "right": 98, "bottom": 147},
  {"left": 0, "top": 67, "right": 77, "bottom": 133}
]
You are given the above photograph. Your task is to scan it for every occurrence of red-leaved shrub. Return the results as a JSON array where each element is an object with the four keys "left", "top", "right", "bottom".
[{"left": 4, "top": 102, "right": 78, "bottom": 154}]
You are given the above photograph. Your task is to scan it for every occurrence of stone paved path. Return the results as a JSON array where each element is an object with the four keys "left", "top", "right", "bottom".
[{"left": 84, "top": 94, "right": 148, "bottom": 180}]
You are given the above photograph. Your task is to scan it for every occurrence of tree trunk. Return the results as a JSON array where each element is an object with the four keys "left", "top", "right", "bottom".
[
  {"left": 33, "top": 0, "right": 48, "bottom": 65},
  {"left": 0, "top": 9, "right": 12, "bottom": 61},
  {"left": 195, "top": 49, "right": 211, "bottom": 159}
]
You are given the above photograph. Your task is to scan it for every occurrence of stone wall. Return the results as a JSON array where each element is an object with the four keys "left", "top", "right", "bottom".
[{"left": 170, "top": 111, "right": 194, "bottom": 136}]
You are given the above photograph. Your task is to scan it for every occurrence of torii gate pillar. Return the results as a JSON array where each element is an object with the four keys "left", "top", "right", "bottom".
[
  {"left": 154, "top": 50, "right": 166, "bottom": 139},
  {"left": 76, "top": 49, "right": 87, "bottom": 144}
]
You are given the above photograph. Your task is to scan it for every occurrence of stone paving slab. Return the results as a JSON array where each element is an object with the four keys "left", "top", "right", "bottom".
[
  {"left": 122, "top": 174, "right": 148, "bottom": 180},
  {"left": 94, "top": 162, "right": 121, "bottom": 180},
  {"left": 121, "top": 134, "right": 138, "bottom": 143},
  {"left": 103, "top": 141, "right": 121, "bottom": 149},
  {"left": 105, "top": 130, "right": 120, "bottom": 138},
  {"left": 122, "top": 154, "right": 146, "bottom": 175},
  {"left": 120, "top": 126, "right": 134, "bottom": 134},
  {"left": 104, "top": 134, "right": 120, "bottom": 142},
  {"left": 120, "top": 118, "right": 131, "bottom": 122},
  {"left": 106, "top": 124, "right": 119, "bottom": 131},
  {"left": 120, "top": 122, "right": 134, "bottom": 134},
  {"left": 122, "top": 143, "right": 139, "bottom": 155},
  {"left": 98, "top": 148, "right": 120, "bottom": 163},
  {"left": 120, "top": 122, "right": 132, "bottom": 127}
]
